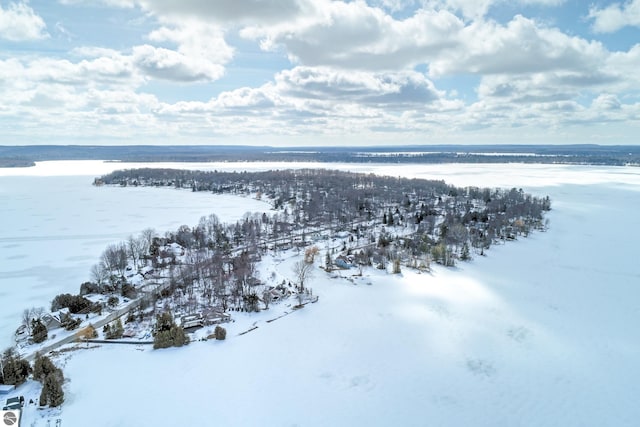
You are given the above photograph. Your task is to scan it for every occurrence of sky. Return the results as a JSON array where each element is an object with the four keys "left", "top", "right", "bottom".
[{"left": 0, "top": 0, "right": 639, "bottom": 146}]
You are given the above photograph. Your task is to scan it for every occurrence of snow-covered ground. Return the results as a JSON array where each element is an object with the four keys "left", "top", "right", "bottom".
[{"left": 4, "top": 161, "right": 640, "bottom": 426}]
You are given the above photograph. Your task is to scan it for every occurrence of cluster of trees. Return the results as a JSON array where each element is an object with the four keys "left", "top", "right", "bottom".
[
  {"left": 103, "top": 319, "right": 124, "bottom": 340},
  {"left": 0, "top": 350, "right": 64, "bottom": 408},
  {"left": 100, "top": 170, "right": 549, "bottom": 249},
  {"left": 51, "top": 293, "right": 100, "bottom": 314},
  {"left": 33, "top": 354, "right": 64, "bottom": 407},
  {"left": 153, "top": 312, "right": 189, "bottom": 349},
  {"left": 80, "top": 230, "right": 154, "bottom": 296}
]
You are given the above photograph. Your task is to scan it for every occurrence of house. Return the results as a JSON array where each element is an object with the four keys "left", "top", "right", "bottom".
[
  {"left": 202, "top": 309, "right": 231, "bottom": 325},
  {"left": 41, "top": 313, "right": 62, "bottom": 330},
  {"left": 264, "top": 287, "right": 287, "bottom": 302},
  {"left": 181, "top": 314, "right": 204, "bottom": 329}
]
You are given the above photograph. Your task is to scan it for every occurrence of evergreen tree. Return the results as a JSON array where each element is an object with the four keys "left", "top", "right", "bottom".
[
  {"left": 105, "top": 319, "right": 124, "bottom": 339},
  {"left": 214, "top": 326, "right": 227, "bottom": 340},
  {"left": 1, "top": 348, "right": 31, "bottom": 386},
  {"left": 31, "top": 318, "right": 48, "bottom": 343},
  {"left": 39, "top": 372, "right": 64, "bottom": 407},
  {"left": 153, "top": 312, "right": 189, "bottom": 349},
  {"left": 33, "top": 354, "right": 57, "bottom": 383}
]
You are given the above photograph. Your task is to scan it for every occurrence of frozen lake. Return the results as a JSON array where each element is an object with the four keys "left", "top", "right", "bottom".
[{"left": 2, "top": 160, "right": 640, "bottom": 426}]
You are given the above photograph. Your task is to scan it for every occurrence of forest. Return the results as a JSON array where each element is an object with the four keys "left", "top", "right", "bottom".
[{"left": 98, "top": 167, "right": 551, "bottom": 273}]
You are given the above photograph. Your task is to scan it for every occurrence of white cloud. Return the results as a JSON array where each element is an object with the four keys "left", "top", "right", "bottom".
[
  {"left": 429, "top": 15, "right": 607, "bottom": 76},
  {"left": 242, "top": 4, "right": 464, "bottom": 70},
  {"left": 372, "top": 0, "right": 418, "bottom": 13},
  {"left": 422, "top": 0, "right": 566, "bottom": 20},
  {"left": 275, "top": 67, "right": 444, "bottom": 108},
  {"left": 143, "top": 23, "right": 233, "bottom": 81},
  {"left": 159, "top": 67, "right": 450, "bottom": 117},
  {"left": 71, "top": 25, "right": 233, "bottom": 84},
  {"left": 0, "top": 1, "right": 48, "bottom": 41},
  {"left": 132, "top": 44, "right": 225, "bottom": 82},
  {"left": 588, "top": 0, "right": 640, "bottom": 33},
  {"left": 592, "top": 94, "right": 622, "bottom": 110},
  {"left": 58, "top": 0, "right": 135, "bottom": 7},
  {"left": 135, "top": 0, "right": 309, "bottom": 25},
  {"left": 0, "top": 54, "right": 136, "bottom": 89},
  {"left": 152, "top": 65, "right": 468, "bottom": 142},
  {"left": 422, "top": 0, "right": 494, "bottom": 19}
]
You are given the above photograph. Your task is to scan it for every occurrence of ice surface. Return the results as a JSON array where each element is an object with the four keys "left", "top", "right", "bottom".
[{"left": 3, "top": 161, "right": 639, "bottom": 426}]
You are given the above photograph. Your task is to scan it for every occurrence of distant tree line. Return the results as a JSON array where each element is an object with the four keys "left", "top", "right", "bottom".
[{"left": 2, "top": 144, "right": 640, "bottom": 167}]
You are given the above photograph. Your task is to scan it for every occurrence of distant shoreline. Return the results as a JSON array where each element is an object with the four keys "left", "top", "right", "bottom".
[
  {"left": 0, "top": 159, "right": 36, "bottom": 168},
  {"left": 1, "top": 144, "right": 639, "bottom": 167}
]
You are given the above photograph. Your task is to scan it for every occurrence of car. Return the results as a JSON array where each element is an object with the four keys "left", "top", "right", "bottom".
[{"left": 3, "top": 396, "right": 23, "bottom": 410}]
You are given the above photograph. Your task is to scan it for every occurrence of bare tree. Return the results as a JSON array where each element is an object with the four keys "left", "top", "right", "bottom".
[
  {"left": 22, "top": 309, "right": 32, "bottom": 334},
  {"left": 128, "top": 235, "right": 150, "bottom": 269},
  {"left": 293, "top": 260, "right": 314, "bottom": 292},
  {"left": 101, "top": 243, "right": 128, "bottom": 277},
  {"left": 90, "top": 262, "right": 109, "bottom": 286},
  {"left": 140, "top": 228, "right": 156, "bottom": 253},
  {"left": 262, "top": 289, "right": 273, "bottom": 309},
  {"left": 21, "top": 307, "right": 45, "bottom": 335}
]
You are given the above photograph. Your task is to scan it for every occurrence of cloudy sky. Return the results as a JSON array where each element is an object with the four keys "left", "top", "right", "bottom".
[{"left": 1, "top": 0, "right": 639, "bottom": 146}]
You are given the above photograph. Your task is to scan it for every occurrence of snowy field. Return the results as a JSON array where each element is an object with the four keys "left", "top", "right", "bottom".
[{"left": 3, "top": 161, "right": 640, "bottom": 426}]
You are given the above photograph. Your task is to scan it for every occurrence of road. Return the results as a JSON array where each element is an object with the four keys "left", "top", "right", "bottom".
[{"left": 24, "top": 298, "right": 144, "bottom": 361}]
